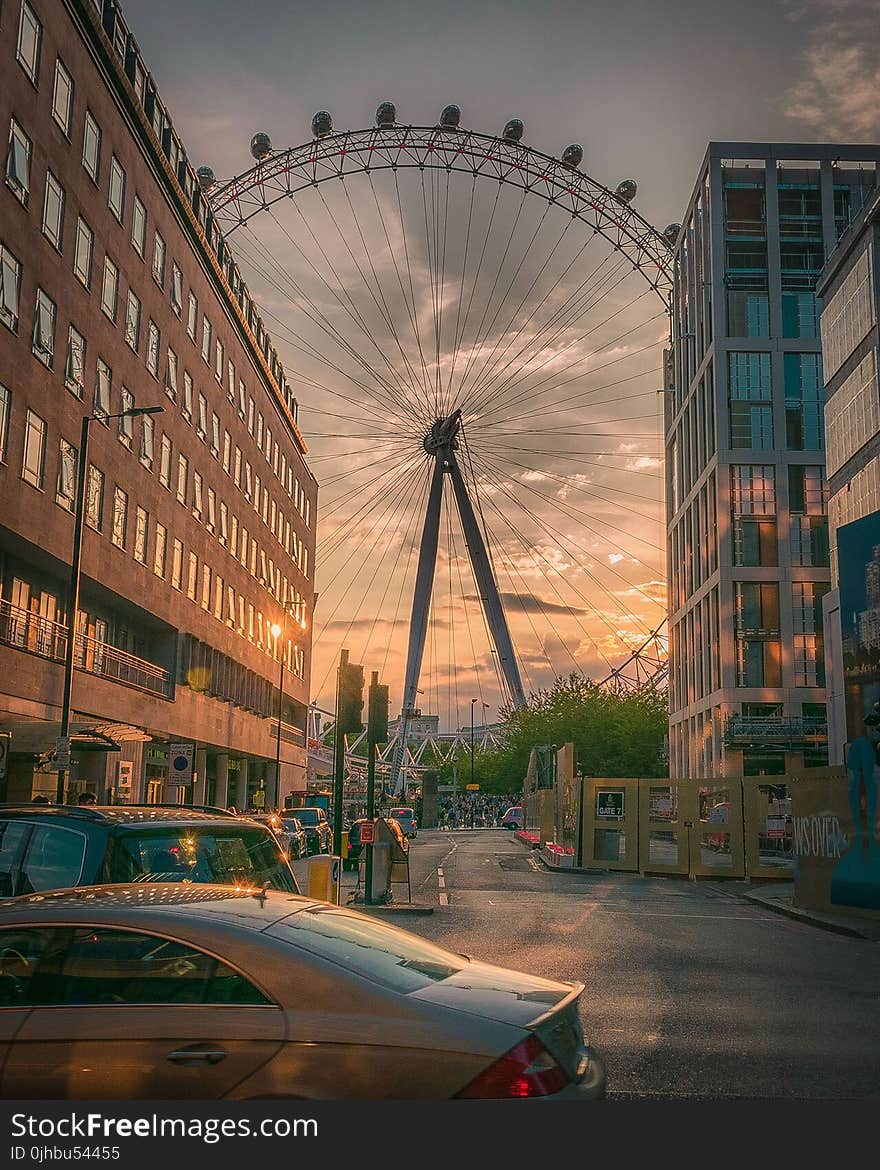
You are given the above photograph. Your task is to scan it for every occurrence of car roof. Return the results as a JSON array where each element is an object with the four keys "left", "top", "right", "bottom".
[
  {"left": 0, "top": 882, "right": 319, "bottom": 929},
  {"left": 0, "top": 805, "right": 264, "bottom": 827}
]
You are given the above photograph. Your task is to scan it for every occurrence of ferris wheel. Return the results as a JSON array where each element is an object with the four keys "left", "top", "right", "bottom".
[{"left": 202, "top": 104, "right": 677, "bottom": 766}]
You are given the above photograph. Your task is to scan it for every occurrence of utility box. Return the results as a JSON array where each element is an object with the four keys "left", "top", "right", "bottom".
[
  {"left": 363, "top": 842, "right": 392, "bottom": 903},
  {"left": 307, "top": 854, "right": 341, "bottom": 904}
]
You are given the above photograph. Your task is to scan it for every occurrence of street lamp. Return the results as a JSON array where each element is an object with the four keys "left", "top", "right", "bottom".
[
  {"left": 270, "top": 621, "right": 284, "bottom": 811},
  {"left": 56, "top": 405, "right": 164, "bottom": 804}
]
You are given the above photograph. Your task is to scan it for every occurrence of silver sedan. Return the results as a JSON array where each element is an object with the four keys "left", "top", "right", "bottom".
[{"left": 0, "top": 884, "right": 605, "bottom": 1099}]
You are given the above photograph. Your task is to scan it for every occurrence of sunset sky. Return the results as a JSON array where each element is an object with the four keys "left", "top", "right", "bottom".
[{"left": 124, "top": 0, "right": 880, "bottom": 727}]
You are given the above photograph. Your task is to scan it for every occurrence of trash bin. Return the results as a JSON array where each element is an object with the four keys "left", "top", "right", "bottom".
[{"left": 307, "top": 854, "right": 341, "bottom": 903}]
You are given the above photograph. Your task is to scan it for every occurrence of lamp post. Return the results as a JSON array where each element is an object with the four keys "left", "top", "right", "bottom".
[
  {"left": 56, "top": 405, "right": 164, "bottom": 804},
  {"left": 270, "top": 622, "right": 284, "bottom": 811}
]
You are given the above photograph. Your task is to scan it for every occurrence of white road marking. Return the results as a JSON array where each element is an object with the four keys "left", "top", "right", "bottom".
[
  {"left": 439, "top": 892, "right": 449, "bottom": 906},
  {"left": 438, "top": 875, "right": 446, "bottom": 889}
]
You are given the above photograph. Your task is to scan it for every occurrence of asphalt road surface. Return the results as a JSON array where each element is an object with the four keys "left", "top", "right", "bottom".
[{"left": 341, "top": 828, "right": 880, "bottom": 1100}]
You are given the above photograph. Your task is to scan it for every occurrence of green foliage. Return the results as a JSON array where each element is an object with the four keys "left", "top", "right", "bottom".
[{"left": 437, "top": 675, "right": 668, "bottom": 793}]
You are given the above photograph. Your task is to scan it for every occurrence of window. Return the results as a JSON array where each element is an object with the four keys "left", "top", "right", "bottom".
[
  {"left": 207, "top": 487, "right": 216, "bottom": 533},
  {"left": 213, "top": 574, "right": 224, "bottom": 619},
  {"left": 194, "top": 392, "right": 207, "bottom": 440},
  {"left": 56, "top": 439, "right": 77, "bottom": 511},
  {"left": 784, "top": 353, "right": 824, "bottom": 451},
  {"left": 215, "top": 338, "right": 224, "bottom": 383},
  {"left": 94, "top": 358, "right": 111, "bottom": 417},
  {"left": 210, "top": 412, "right": 220, "bottom": 457},
  {"left": 0, "top": 245, "right": 21, "bottom": 336},
  {"left": 186, "top": 552, "right": 198, "bottom": 599},
  {"left": 65, "top": 325, "right": 86, "bottom": 396},
  {"left": 107, "top": 156, "right": 126, "bottom": 223},
  {"left": 119, "top": 386, "right": 134, "bottom": 446},
  {"left": 112, "top": 486, "right": 128, "bottom": 549},
  {"left": 49, "top": 62, "right": 77, "bottom": 138},
  {"left": 154, "top": 522, "right": 167, "bottom": 577},
  {"left": 186, "top": 291, "right": 197, "bottom": 339},
  {"left": 177, "top": 453, "right": 189, "bottom": 504},
  {"left": 134, "top": 507, "right": 149, "bottom": 564},
  {"left": 171, "top": 262, "right": 183, "bottom": 316},
  {"left": 227, "top": 360, "right": 236, "bottom": 403},
  {"left": 31, "top": 289, "right": 56, "bottom": 367},
  {"left": 219, "top": 501, "right": 228, "bottom": 546},
  {"left": 100, "top": 257, "right": 119, "bottom": 322},
  {"left": 152, "top": 231, "right": 166, "bottom": 287},
  {"left": 124, "top": 289, "right": 141, "bottom": 351},
  {"left": 247, "top": 396, "right": 255, "bottom": 435},
  {"left": 182, "top": 370, "right": 193, "bottom": 421},
  {"left": 201, "top": 563, "right": 212, "bottom": 609},
  {"left": 729, "top": 351, "right": 773, "bottom": 449},
  {"left": 171, "top": 538, "right": 183, "bottom": 589},
  {"left": 159, "top": 435, "right": 172, "bottom": 487},
  {"left": 6, "top": 118, "right": 32, "bottom": 204},
  {"left": 0, "top": 384, "right": 10, "bottom": 462},
  {"left": 140, "top": 414, "right": 154, "bottom": 470},
  {"left": 146, "top": 321, "right": 160, "bottom": 377},
  {"left": 131, "top": 195, "right": 146, "bottom": 257},
  {"left": 201, "top": 315, "right": 211, "bottom": 363},
  {"left": 82, "top": 111, "right": 101, "bottom": 183},
  {"left": 16, "top": 2, "right": 42, "bottom": 85},
  {"left": 792, "top": 582, "right": 829, "bottom": 687},
  {"left": 234, "top": 446, "right": 242, "bottom": 486},
  {"left": 238, "top": 379, "right": 247, "bottom": 418},
  {"left": 165, "top": 347, "right": 179, "bottom": 400},
  {"left": 192, "top": 470, "right": 203, "bottom": 520},
  {"left": 86, "top": 465, "right": 104, "bottom": 530},
  {"left": 36, "top": 926, "right": 271, "bottom": 1006},
  {"left": 21, "top": 410, "right": 45, "bottom": 488},
  {"left": 19, "top": 826, "right": 87, "bottom": 896},
  {"left": 41, "top": 170, "right": 65, "bottom": 249},
  {"left": 73, "top": 217, "right": 93, "bottom": 288},
  {"left": 789, "top": 465, "right": 829, "bottom": 567},
  {"left": 222, "top": 431, "right": 231, "bottom": 473}
]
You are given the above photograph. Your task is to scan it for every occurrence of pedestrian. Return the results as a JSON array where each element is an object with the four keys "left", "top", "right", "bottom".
[{"left": 76, "top": 791, "right": 97, "bottom": 806}]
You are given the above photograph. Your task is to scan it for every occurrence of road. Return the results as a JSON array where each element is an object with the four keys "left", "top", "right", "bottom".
[{"left": 299, "top": 828, "right": 880, "bottom": 1100}]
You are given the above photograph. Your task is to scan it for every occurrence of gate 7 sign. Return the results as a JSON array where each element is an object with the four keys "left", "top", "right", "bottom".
[{"left": 596, "top": 790, "right": 624, "bottom": 819}]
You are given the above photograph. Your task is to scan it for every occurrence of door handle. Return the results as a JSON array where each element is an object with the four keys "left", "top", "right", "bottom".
[{"left": 166, "top": 1045, "right": 228, "bottom": 1066}]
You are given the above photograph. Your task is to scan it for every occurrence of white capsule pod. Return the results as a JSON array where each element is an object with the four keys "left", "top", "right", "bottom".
[
  {"left": 311, "top": 110, "right": 333, "bottom": 138},
  {"left": 250, "top": 132, "right": 272, "bottom": 161},
  {"left": 439, "top": 104, "right": 461, "bottom": 128},
  {"left": 503, "top": 118, "right": 524, "bottom": 142},
  {"left": 663, "top": 222, "right": 681, "bottom": 246},
  {"left": 616, "top": 179, "right": 638, "bottom": 203},
  {"left": 561, "top": 143, "right": 583, "bottom": 168},
  {"left": 196, "top": 165, "right": 216, "bottom": 191},
  {"left": 376, "top": 102, "right": 396, "bottom": 127}
]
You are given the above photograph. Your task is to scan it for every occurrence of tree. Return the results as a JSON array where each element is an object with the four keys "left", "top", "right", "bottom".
[{"left": 437, "top": 676, "right": 668, "bottom": 793}]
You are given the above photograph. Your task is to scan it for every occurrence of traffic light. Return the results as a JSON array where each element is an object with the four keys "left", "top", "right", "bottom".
[
  {"left": 337, "top": 654, "right": 364, "bottom": 736},
  {"left": 368, "top": 673, "right": 389, "bottom": 745}
]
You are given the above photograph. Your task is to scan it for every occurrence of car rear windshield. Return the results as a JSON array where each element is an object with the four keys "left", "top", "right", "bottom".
[
  {"left": 390, "top": 809, "right": 412, "bottom": 818},
  {"left": 103, "top": 828, "right": 298, "bottom": 893},
  {"left": 269, "top": 906, "right": 467, "bottom": 993},
  {"left": 295, "top": 809, "right": 320, "bottom": 825}
]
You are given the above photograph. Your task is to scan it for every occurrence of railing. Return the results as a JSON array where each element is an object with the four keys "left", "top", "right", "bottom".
[
  {"left": 0, "top": 598, "right": 171, "bottom": 699},
  {"left": 724, "top": 716, "right": 828, "bottom": 746},
  {"left": 270, "top": 719, "right": 306, "bottom": 747}
]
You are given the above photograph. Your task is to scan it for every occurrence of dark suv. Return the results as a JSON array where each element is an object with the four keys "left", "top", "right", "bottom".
[
  {"left": 0, "top": 806, "right": 301, "bottom": 897},
  {"left": 292, "top": 807, "right": 332, "bottom": 855}
]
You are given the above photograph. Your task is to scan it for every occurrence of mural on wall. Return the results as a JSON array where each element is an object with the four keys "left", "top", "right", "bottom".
[{"left": 832, "top": 512, "right": 880, "bottom": 909}]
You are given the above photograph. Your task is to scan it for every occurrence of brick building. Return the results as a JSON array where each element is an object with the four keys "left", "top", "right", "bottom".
[{"left": 0, "top": 0, "right": 316, "bottom": 806}]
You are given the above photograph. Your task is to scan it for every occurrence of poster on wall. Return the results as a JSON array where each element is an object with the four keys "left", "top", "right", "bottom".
[{"left": 834, "top": 511, "right": 880, "bottom": 910}]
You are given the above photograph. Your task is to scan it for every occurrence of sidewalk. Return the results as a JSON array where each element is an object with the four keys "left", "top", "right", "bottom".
[{"left": 730, "top": 881, "right": 880, "bottom": 941}]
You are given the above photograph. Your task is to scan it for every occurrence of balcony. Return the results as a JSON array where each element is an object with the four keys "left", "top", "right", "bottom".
[
  {"left": 0, "top": 598, "right": 172, "bottom": 700},
  {"left": 723, "top": 715, "right": 828, "bottom": 748},
  {"left": 270, "top": 719, "right": 306, "bottom": 748}
]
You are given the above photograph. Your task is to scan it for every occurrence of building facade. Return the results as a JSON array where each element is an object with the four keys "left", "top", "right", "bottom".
[
  {"left": 0, "top": 0, "right": 316, "bottom": 806},
  {"left": 816, "top": 185, "right": 880, "bottom": 763},
  {"left": 666, "top": 142, "right": 880, "bottom": 779}
]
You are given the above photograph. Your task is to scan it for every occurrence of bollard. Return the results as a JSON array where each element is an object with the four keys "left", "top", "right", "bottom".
[{"left": 307, "top": 854, "right": 341, "bottom": 904}]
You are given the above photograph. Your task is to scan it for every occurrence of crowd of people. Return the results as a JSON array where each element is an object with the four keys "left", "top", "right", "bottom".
[{"left": 435, "top": 793, "right": 520, "bottom": 830}]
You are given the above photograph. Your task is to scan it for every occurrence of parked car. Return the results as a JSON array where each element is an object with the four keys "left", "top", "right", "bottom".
[
  {"left": 0, "top": 883, "right": 605, "bottom": 1099},
  {"left": 278, "top": 816, "right": 308, "bottom": 861},
  {"left": 293, "top": 807, "right": 332, "bottom": 855},
  {"left": 343, "top": 818, "right": 367, "bottom": 871},
  {"left": 500, "top": 806, "right": 523, "bottom": 830},
  {"left": 0, "top": 806, "right": 300, "bottom": 897},
  {"left": 389, "top": 806, "right": 418, "bottom": 838},
  {"left": 246, "top": 813, "right": 307, "bottom": 861}
]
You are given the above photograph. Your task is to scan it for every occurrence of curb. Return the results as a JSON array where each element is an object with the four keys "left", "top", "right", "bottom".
[
  {"left": 349, "top": 902, "right": 435, "bottom": 915},
  {"left": 739, "top": 890, "right": 873, "bottom": 939}
]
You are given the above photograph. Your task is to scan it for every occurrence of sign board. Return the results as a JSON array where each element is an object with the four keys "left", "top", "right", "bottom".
[
  {"left": 117, "top": 761, "right": 134, "bottom": 790},
  {"left": 54, "top": 736, "right": 71, "bottom": 771},
  {"left": 708, "top": 803, "right": 730, "bottom": 825},
  {"left": 766, "top": 816, "right": 787, "bottom": 840},
  {"left": 359, "top": 820, "right": 375, "bottom": 844},
  {"left": 252, "top": 786, "right": 266, "bottom": 809},
  {"left": 0, "top": 734, "right": 9, "bottom": 780},
  {"left": 465, "top": 783, "right": 480, "bottom": 791},
  {"left": 168, "top": 743, "right": 194, "bottom": 786},
  {"left": 596, "top": 790, "right": 624, "bottom": 819}
]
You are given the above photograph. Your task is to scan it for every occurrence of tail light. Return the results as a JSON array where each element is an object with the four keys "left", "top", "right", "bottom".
[{"left": 456, "top": 1034, "right": 570, "bottom": 1099}]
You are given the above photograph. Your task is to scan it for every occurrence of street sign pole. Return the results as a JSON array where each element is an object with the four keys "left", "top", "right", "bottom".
[
  {"left": 332, "top": 651, "right": 348, "bottom": 861},
  {"left": 364, "top": 670, "right": 389, "bottom": 907}
]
